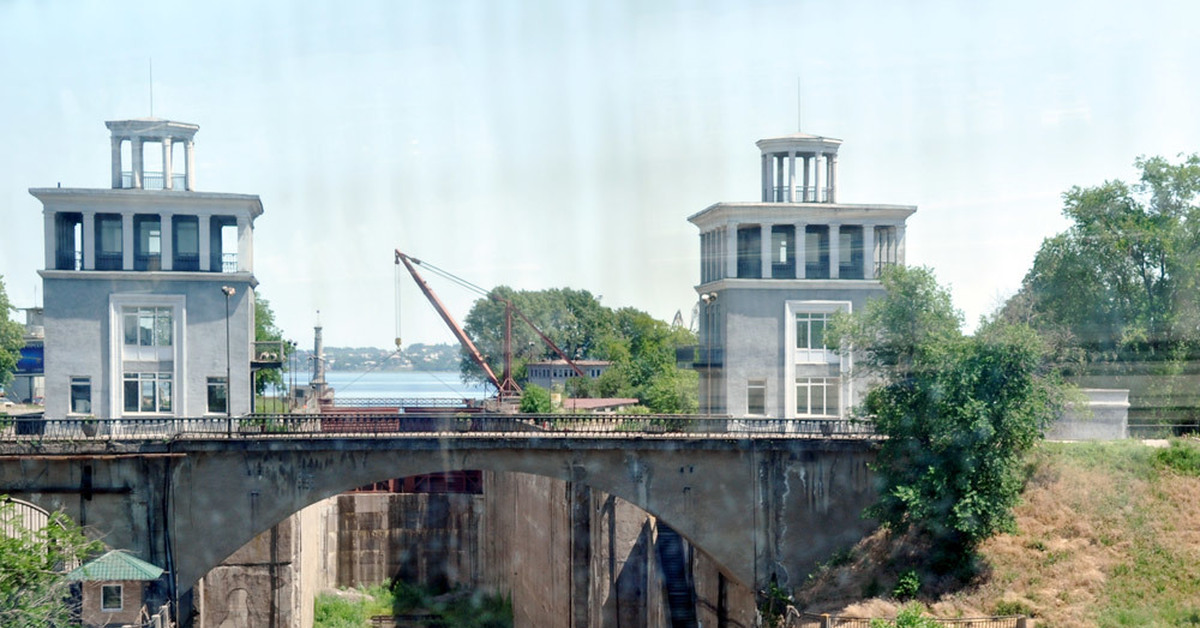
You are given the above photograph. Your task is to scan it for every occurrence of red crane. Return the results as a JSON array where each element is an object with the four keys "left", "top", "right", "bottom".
[{"left": 394, "top": 250, "right": 585, "bottom": 400}]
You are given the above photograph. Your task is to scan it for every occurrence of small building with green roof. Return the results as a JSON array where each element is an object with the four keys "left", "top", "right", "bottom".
[{"left": 67, "top": 550, "right": 166, "bottom": 628}]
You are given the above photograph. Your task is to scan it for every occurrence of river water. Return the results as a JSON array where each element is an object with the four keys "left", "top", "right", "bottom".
[{"left": 318, "top": 370, "right": 489, "bottom": 399}]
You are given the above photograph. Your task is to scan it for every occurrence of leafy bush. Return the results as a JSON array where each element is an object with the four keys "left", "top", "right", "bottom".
[
  {"left": 892, "top": 570, "right": 921, "bottom": 600},
  {"left": 869, "top": 603, "right": 941, "bottom": 628},
  {"left": 1153, "top": 439, "right": 1200, "bottom": 476}
]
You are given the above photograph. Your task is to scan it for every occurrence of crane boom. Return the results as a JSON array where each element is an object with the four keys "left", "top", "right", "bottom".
[{"left": 395, "top": 250, "right": 510, "bottom": 395}]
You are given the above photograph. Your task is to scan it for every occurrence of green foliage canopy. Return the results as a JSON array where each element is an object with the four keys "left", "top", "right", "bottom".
[
  {"left": 1005, "top": 154, "right": 1200, "bottom": 358},
  {"left": 0, "top": 276, "right": 25, "bottom": 390},
  {"left": 0, "top": 498, "right": 102, "bottom": 626},
  {"left": 460, "top": 288, "right": 697, "bottom": 413},
  {"left": 253, "top": 295, "right": 292, "bottom": 396},
  {"left": 832, "top": 267, "right": 1064, "bottom": 559}
]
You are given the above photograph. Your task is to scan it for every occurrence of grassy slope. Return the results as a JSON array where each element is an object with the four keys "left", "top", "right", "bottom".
[{"left": 794, "top": 439, "right": 1200, "bottom": 628}]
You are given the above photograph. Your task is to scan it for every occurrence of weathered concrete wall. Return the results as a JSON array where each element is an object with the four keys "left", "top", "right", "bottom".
[
  {"left": 197, "top": 513, "right": 303, "bottom": 628},
  {"left": 1047, "top": 388, "right": 1129, "bottom": 441},
  {"left": 332, "top": 492, "right": 483, "bottom": 591}
]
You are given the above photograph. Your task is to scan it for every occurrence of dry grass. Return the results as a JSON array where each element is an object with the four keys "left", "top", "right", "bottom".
[{"left": 792, "top": 439, "right": 1200, "bottom": 627}]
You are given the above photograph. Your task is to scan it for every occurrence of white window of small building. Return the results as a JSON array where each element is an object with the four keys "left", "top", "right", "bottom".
[
  {"left": 101, "top": 584, "right": 122, "bottom": 611},
  {"left": 69, "top": 377, "right": 91, "bottom": 414},
  {"left": 747, "top": 380, "right": 766, "bottom": 416},
  {"left": 123, "top": 372, "right": 172, "bottom": 413},
  {"left": 207, "top": 377, "right": 228, "bottom": 414},
  {"left": 796, "top": 377, "right": 839, "bottom": 417}
]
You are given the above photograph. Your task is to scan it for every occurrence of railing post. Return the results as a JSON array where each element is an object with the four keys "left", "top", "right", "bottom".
[
  {"left": 820, "top": 613, "right": 831, "bottom": 628},
  {"left": 1016, "top": 618, "right": 1029, "bottom": 628}
]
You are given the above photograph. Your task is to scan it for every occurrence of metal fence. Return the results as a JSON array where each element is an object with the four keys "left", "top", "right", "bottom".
[
  {"left": 791, "top": 611, "right": 1028, "bottom": 628},
  {"left": 0, "top": 413, "right": 878, "bottom": 442}
]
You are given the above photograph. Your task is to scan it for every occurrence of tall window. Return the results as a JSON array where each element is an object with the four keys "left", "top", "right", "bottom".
[
  {"left": 874, "top": 226, "right": 898, "bottom": 277},
  {"left": 796, "top": 312, "right": 832, "bottom": 362},
  {"left": 134, "top": 215, "right": 162, "bottom": 270},
  {"left": 839, "top": 226, "right": 864, "bottom": 279},
  {"left": 173, "top": 216, "right": 200, "bottom": 271},
  {"left": 771, "top": 225, "right": 795, "bottom": 278},
  {"left": 95, "top": 214, "right": 123, "bottom": 270},
  {"left": 805, "top": 226, "right": 829, "bottom": 278},
  {"left": 736, "top": 226, "right": 762, "bottom": 278},
  {"left": 69, "top": 377, "right": 91, "bottom": 414},
  {"left": 796, "top": 378, "right": 839, "bottom": 416},
  {"left": 124, "top": 372, "right": 172, "bottom": 413},
  {"left": 123, "top": 307, "right": 172, "bottom": 347},
  {"left": 55, "top": 213, "right": 83, "bottom": 270},
  {"left": 207, "top": 377, "right": 228, "bottom": 414},
  {"left": 747, "top": 380, "right": 766, "bottom": 416}
]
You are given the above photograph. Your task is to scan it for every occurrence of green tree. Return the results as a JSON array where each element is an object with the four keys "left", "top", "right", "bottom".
[
  {"left": 0, "top": 276, "right": 25, "bottom": 390},
  {"left": 0, "top": 498, "right": 103, "bottom": 625},
  {"left": 459, "top": 288, "right": 698, "bottom": 412},
  {"left": 1005, "top": 153, "right": 1200, "bottom": 356},
  {"left": 518, "top": 383, "right": 552, "bottom": 413},
  {"left": 832, "top": 267, "right": 1063, "bottom": 564},
  {"left": 253, "top": 295, "right": 292, "bottom": 396}
]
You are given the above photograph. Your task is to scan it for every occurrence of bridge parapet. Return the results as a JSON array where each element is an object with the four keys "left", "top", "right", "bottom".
[{"left": 0, "top": 413, "right": 878, "bottom": 443}]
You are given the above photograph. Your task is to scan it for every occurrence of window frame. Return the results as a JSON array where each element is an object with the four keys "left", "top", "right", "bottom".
[
  {"left": 747, "top": 380, "right": 767, "bottom": 416},
  {"left": 69, "top": 377, "right": 92, "bottom": 415},
  {"left": 795, "top": 377, "right": 840, "bottom": 417},
  {"left": 207, "top": 376, "right": 229, "bottom": 415},
  {"left": 100, "top": 583, "right": 123, "bottom": 611}
]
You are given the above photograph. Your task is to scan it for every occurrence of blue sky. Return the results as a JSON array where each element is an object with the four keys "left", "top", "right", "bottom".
[{"left": 3, "top": 0, "right": 1199, "bottom": 347}]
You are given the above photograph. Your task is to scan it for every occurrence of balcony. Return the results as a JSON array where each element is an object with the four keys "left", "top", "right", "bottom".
[{"left": 251, "top": 341, "right": 285, "bottom": 369}]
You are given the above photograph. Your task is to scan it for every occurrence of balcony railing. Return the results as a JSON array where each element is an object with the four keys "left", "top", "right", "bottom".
[
  {"left": 221, "top": 253, "right": 238, "bottom": 273},
  {"left": 121, "top": 171, "right": 187, "bottom": 190},
  {"left": 773, "top": 186, "right": 829, "bottom": 202}
]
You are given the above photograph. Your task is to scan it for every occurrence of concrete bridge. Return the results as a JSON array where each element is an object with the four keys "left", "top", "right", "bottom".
[{"left": 0, "top": 414, "right": 878, "bottom": 616}]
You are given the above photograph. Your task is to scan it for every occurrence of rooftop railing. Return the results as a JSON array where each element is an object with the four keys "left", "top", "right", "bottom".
[{"left": 121, "top": 171, "right": 187, "bottom": 190}]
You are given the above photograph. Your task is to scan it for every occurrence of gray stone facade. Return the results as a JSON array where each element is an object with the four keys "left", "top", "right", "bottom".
[
  {"left": 32, "top": 118, "right": 263, "bottom": 420},
  {"left": 690, "top": 133, "right": 916, "bottom": 417}
]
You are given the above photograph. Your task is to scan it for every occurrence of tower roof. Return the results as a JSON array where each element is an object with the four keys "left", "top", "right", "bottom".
[
  {"left": 755, "top": 133, "right": 842, "bottom": 155},
  {"left": 105, "top": 118, "right": 199, "bottom": 141},
  {"left": 66, "top": 550, "right": 165, "bottom": 582}
]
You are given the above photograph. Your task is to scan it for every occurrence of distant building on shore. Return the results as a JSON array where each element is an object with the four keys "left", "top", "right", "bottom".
[
  {"left": 525, "top": 359, "right": 611, "bottom": 391},
  {"left": 689, "top": 132, "right": 916, "bottom": 417},
  {"left": 33, "top": 118, "right": 266, "bottom": 420}
]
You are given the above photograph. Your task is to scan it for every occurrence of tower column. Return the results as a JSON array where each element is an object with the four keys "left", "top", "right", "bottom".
[
  {"left": 802, "top": 156, "right": 811, "bottom": 201},
  {"left": 794, "top": 222, "right": 807, "bottom": 279},
  {"left": 122, "top": 212, "right": 135, "bottom": 270},
  {"left": 828, "top": 153, "right": 839, "bottom": 203},
  {"left": 110, "top": 136, "right": 123, "bottom": 189},
  {"left": 829, "top": 222, "right": 840, "bottom": 279},
  {"left": 761, "top": 153, "right": 771, "bottom": 202},
  {"left": 162, "top": 138, "right": 174, "bottom": 190},
  {"left": 82, "top": 212, "right": 96, "bottom": 270},
  {"left": 199, "top": 216, "right": 211, "bottom": 272},
  {"left": 760, "top": 223, "right": 772, "bottom": 279},
  {"left": 725, "top": 222, "right": 738, "bottom": 279},
  {"left": 43, "top": 212, "right": 55, "bottom": 270},
  {"left": 775, "top": 155, "right": 784, "bottom": 202},
  {"left": 896, "top": 224, "right": 907, "bottom": 264},
  {"left": 812, "top": 152, "right": 823, "bottom": 203},
  {"left": 161, "top": 213, "right": 173, "bottom": 271},
  {"left": 862, "top": 224, "right": 875, "bottom": 279},
  {"left": 237, "top": 215, "right": 252, "bottom": 272},
  {"left": 184, "top": 140, "right": 195, "bottom": 191},
  {"left": 131, "top": 140, "right": 144, "bottom": 190},
  {"left": 787, "top": 151, "right": 797, "bottom": 203}
]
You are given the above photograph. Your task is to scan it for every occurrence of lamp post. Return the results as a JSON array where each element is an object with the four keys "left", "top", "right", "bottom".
[
  {"left": 221, "top": 286, "right": 236, "bottom": 422},
  {"left": 699, "top": 291, "right": 718, "bottom": 415}
]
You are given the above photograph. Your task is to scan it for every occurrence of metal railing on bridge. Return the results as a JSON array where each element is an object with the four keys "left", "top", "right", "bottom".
[
  {"left": 790, "top": 610, "right": 1028, "bottom": 628},
  {"left": 0, "top": 413, "right": 878, "bottom": 442}
]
